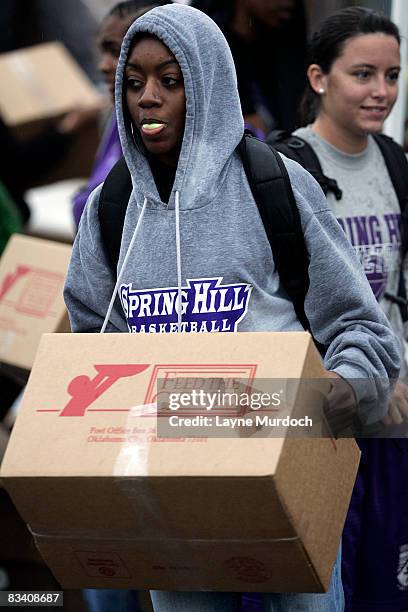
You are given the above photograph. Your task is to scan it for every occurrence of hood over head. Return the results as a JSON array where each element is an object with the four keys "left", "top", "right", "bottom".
[{"left": 115, "top": 3, "right": 244, "bottom": 209}]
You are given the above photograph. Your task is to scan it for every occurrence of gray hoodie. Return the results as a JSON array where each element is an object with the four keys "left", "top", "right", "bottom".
[{"left": 64, "top": 4, "right": 399, "bottom": 421}]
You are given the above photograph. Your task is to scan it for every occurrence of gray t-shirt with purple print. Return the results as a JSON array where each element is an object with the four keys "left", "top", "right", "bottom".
[{"left": 295, "top": 126, "right": 407, "bottom": 377}]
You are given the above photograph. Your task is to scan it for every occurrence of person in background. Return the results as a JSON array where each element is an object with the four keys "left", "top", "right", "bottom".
[
  {"left": 64, "top": 3, "right": 400, "bottom": 610},
  {"left": 0, "top": 0, "right": 104, "bottom": 224},
  {"left": 72, "top": 0, "right": 171, "bottom": 227},
  {"left": 0, "top": 0, "right": 99, "bottom": 82},
  {"left": 191, "top": 0, "right": 308, "bottom": 137},
  {"left": 282, "top": 8, "right": 408, "bottom": 611}
]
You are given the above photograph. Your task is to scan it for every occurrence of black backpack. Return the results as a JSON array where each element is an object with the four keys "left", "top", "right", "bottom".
[
  {"left": 98, "top": 132, "right": 313, "bottom": 335},
  {"left": 268, "top": 130, "right": 408, "bottom": 320}
]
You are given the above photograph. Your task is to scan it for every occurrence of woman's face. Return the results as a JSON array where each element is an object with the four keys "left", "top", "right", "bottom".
[
  {"left": 317, "top": 33, "right": 400, "bottom": 138},
  {"left": 98, "top": 14, "right": 135, "bottom": 99},
  {"left": 125, "top": 36, "right": 186, "bottom": 166}
]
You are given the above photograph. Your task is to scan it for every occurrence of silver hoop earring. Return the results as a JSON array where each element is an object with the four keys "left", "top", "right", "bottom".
[{"left": 130, "top": 121, "right": 137, "bottom": 145}]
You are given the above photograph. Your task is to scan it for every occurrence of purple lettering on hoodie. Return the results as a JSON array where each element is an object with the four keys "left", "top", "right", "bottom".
[{"left": 120, "top": 277, "right": 252, "bottom": 333}]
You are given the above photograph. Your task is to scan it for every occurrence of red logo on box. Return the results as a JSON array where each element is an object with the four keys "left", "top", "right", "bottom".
[
  {"left": 0, "top": 264, "right": 65, "bottom": 318},
  {"left": 75, "top": 551, "right": 130, "bottom": 578},
  {"left": 0, "top": 265, "right": 31, "bottom": 300},
  {"left": 224, "top": 556, "right": 271, "bottom": 583},
  {"left": 60, "top": 364, "right": 150, "bottom": 416},
  {"left": 36, "top": 363, "right": 258, "bottom": 417}
]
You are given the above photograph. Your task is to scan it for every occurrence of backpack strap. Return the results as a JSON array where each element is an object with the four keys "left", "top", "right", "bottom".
[
  {"left": 373, "top": 133, "right": 408, "bottom": 249},
  {"left": 98, "top": 156, "right": 133, "bottom": 272},
  {"left": 239, "top": 132, "right": 313, "bottom": 335},
  {"left": 267, "top": 132, "right": 343, "bottom": 201},
  {"left": 374, "top": 133, "right": 408, "bottom": 321}
]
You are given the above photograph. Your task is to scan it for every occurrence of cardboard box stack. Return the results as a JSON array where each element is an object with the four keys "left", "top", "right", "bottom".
[{"left": 1, "top": 331, "right": 360, "bottom": 592}]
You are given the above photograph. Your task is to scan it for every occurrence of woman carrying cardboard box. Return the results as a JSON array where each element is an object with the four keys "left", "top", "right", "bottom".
[{"left": 64, "top": 4, "right": 400, "bottom": 610}]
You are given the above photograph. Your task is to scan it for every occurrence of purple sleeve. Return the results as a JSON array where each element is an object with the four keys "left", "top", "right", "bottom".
[
  {"left": 73, "top": 188, "right": 90, "bottom": 227},
  {"left": 244, "top": 120, "right": 265, "bottom": 141},
  {"left": 72, "top": 113, "right": 122, "bottom": 228}
]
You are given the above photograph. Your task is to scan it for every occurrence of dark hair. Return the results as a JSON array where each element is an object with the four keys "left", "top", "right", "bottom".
[
  {"left": 108, "top": 0, "right": 170, "bottom": 20},
  {"left": 299, "top": 6, "right": 400, "bottom": 126}
]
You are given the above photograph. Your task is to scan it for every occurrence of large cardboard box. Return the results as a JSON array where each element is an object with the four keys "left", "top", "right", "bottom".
[
  {"left": 0, "top": 42, "right": 100, "bottom": 133},
  {"left": 0, "top": 235, "right": 71, "bottom": 374},
  {"left": 0, "top": 332, "right": 360, "bottom": 592}
]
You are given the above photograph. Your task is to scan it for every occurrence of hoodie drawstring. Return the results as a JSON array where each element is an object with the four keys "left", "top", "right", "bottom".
[
  {"left": 100, "top": 197, "right": 148, "bottom": 333},
  {"left": 175, "top": 190, "right": 182, "bottom": 332}
]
